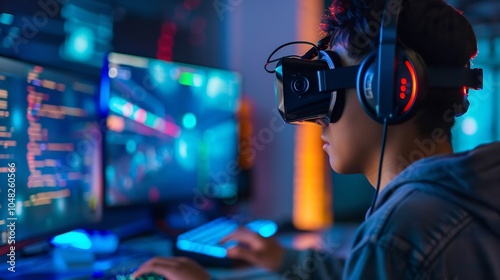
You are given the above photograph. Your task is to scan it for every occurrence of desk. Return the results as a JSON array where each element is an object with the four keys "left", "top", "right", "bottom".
[{"left": 0, "top": 223, "right": 359, "bottom": 280}]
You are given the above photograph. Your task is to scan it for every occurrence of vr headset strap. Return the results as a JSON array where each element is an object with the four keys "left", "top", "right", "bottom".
[
  {"left": 318, "top": 65, "right": 361, "bottom": 92},
  {"left": 427, "top": 68, "right": 483, "bottom": 89}
]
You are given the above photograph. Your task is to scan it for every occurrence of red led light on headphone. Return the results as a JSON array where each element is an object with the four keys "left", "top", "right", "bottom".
[
  {"left": 402, "top": 61, "right": 417, "bottom": 113},
  {"left": 399, "top": 77, "right": 408, "bottom": 100}
]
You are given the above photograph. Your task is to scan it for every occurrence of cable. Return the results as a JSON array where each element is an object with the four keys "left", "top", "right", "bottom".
[
  {"left": 266, "top": 55, "right": 302, "bottom": 65},
  {"left": 264, "top": 41, "right": 319, "bottom": 73},
  {"left": 369, "top": 117, "right": 389, "bottom": 216},
  {"left": 264, "top": 34, "right": 332, "bottom": 73}
]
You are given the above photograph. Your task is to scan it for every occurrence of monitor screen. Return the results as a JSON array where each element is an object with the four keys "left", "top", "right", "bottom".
[
  {"left": 0, "top": 56, "right": 102, "bottom": 250},
  {"left": 102, "top": 53, "right": 242, "bottom": 207}
]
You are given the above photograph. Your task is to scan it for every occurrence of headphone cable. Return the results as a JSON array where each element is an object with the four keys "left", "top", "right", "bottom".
[{"left": 369, "top": 117, "right": 388, "bottom": 216}]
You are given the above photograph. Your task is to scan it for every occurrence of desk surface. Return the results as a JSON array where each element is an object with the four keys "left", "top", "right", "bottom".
[{"left": 0, "top": 223, "right": 359, "bottom": 280}]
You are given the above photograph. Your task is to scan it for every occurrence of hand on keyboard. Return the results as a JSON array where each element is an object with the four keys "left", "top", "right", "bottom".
[
  {"left": 91, "top": 267, "right": 166, "bottom": 280},
  {"left": 132, "top": 273, "right": 166, "bottom": 280},
  {"left": 173, "top": 217, "right": 281, "bottom": 270},
  {"left": 219, "top": 227, "right": 285, "bottom": 271},
  {"left": 132, "top": 256, "right": 211, "bottom": 280},
  {"left": 175, "top": 217, "right": 278, "bottom": 260},
  {"left": 109, "top": 272, "right": 166, "bottom": 280}
]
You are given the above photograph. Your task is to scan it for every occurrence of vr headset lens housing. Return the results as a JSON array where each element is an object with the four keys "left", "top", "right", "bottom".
[
  {"left": 271, "top": 36, "right": 339, "bottom": 124},
  {"left": 275, "top": 57, "right": 337, "bottom": 124}
]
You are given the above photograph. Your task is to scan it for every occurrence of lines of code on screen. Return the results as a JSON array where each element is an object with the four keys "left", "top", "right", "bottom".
[{"left": 0, "top": 56, "right": 102, "bottom": 246}]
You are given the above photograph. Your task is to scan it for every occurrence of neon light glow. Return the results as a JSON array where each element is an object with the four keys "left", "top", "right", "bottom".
[
  {"left": 63, "top": 26, "right": 95, "bottom": 61},
  {"left": 294, "top": 123, "right": 332, "bottom": 230},
  {"left": 0, "top": 13, "right": 14, "bottom": 25},
  {"left": 109, "top": 96, "right": 180, "bottom": 137},
  {"left": 108, "top": 68, "right": 118, "bottom": 78},
  {"left": 51, "top": 230, "right": 92, "bottom": 250},
  {"left": 179, "top": 72, "right": 203, "bottom": 87},
  {"left": 182, "top": 113, "right": 197, "bottom": 129},
  {"left": 179, "top": 140, "right": 188, "bottom": 159},
  {"left": 462, "top": 117, "right": 478, "bottom": 136},
  {"left": 12, "top": 108, "right": 23, "bottom": 129},
  {"left": 126, "top": 139, "right": 137, "bottom": 154},
  {"left": 403, "top": 61, "right": 418, "bottom": 113},
  {"left": 106, "top": 115, "right": 125, "bottom": 132},
  {"left": 134, "top": 108, "right": 147, "bottom": 123},
  {"left": 152, "top": 63, "right": 167, "bottom": 83},
  {"left": 207, "top": 76, "right": 225, "bottom": 98},
  {"left": 258, "top": 224, "right": 278, "bottom": 238},
  {"left": 176, "top": 239, "right": 227, "bottom": 258}
]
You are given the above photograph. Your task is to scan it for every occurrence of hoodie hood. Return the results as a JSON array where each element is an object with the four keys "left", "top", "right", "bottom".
[{"left": 375, "top": 141, "right": 500, "bottom": 237}]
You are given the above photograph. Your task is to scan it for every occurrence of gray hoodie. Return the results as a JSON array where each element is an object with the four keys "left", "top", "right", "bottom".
[{"left": 279, "top": 141, "right": 500, "bottom": 279}]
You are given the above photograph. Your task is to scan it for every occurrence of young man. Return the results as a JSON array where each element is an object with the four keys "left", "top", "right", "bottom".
[{"left": 133, "top": 0, "right": 500, "bottom": 279}]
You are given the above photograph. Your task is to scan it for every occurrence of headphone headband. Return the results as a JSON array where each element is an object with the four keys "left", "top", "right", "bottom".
[{"left": 377, "top": 0, "right": 402, "bottom": 119}]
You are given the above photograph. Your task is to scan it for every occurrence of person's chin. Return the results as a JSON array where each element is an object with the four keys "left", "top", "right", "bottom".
[
  {"left": 325, "top": 146, "right": 348, "bottom": 173},
  {"left": 328, "top": 154, "right": 350, "bottom": 174},
  {"left": 327, "top": 153, "right": 338, "bottom": 172}
]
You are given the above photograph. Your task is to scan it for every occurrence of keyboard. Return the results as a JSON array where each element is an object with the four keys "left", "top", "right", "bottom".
[
  {"left": 173, "top": 217, "right": 278, "bottom": 266},
  {"left": 89, "top": 251, "right": 166, "bottom": 280},
  {"left": 91, "top": 260, "right": 167, "bottom": 280},
  {"left": 92, "top": 271, "right": 166, "bottom": 280}
]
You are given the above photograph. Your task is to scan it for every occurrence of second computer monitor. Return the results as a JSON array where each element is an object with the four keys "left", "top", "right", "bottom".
[{"left": 103, "top": 53, "right": 242, "bottom": 207}]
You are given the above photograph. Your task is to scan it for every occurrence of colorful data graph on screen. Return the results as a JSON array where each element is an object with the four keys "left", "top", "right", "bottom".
[{"left": 103, "top": 53, "right": 242, "bottom": 206}]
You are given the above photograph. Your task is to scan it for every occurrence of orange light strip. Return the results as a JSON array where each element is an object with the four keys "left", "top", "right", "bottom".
[
  {"left": 293, "top": 0, "right": 333, "bottom": 231},
  {"left": 294, "top": 123, "right": 332, "bottom": 230}
]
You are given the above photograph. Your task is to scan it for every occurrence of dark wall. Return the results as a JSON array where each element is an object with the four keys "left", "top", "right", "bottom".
[
  {"left": 113, "top": 0, "right": 227, "bottom": 69},
  {"left": 0, "top": 0, "right": 228, "bottom": 77}
]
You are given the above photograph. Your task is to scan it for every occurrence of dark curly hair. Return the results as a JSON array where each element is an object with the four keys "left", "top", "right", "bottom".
[{"left": 321, "top": 0, "right": 478, "bottom": 140}]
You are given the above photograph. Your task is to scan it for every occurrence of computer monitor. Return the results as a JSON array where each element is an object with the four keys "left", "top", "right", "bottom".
[
  {"left": 102, "top": 53, "right": 242, "bottom": 208},
  {"left": 0, "top": 56, "right": 102, "bottom": 253}
]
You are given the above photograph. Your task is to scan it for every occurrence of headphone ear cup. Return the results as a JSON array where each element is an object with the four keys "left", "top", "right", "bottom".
[
  {"left": 357, "top": 51, "right": 379, "bottom": 121},
  {"left": 357, "top": 47, "right": 427, "bottom": 124},
  {"left": 319, "top": 50, "right": 345, "bottom": 123}
]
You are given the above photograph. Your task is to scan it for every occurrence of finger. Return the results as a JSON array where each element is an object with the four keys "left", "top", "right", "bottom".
[
  {"left": 220, "top": 227, "right": 261, "bottom": 245},
  {"left": 226, "top": 245, "right": 260, "bottom": 264},
  {"left": 132, "top": 264, "right": 175, "bottom": 279},
  {"left": 218, "top": 226, "right": 243, "bottom": 244},
  {"left": 172, "top": 256, "right": 191, "bottom": 263},
  {"left": 137, "top": 257, "right": 178, "bottom": 270},
  {"left": 219, "top": 228, "right": 263, "bottom": 248},
  {"left": 134, "top": 256, "right": 191, "bottom": 274},
  {"left": 132, "top": 257, "right": 177, "bottom": 278}
]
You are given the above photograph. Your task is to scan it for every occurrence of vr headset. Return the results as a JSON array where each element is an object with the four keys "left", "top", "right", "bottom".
[{"left": 268, "top": 0, "right": 484, "bottom": 125}]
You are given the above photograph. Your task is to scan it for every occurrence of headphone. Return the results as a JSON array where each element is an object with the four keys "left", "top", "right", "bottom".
[
  {"left": 268, "top": 0, "right": 483, "bottom": 125},
  {"left": 355, "top": 0, "right": 482, "bottom": 124}
]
